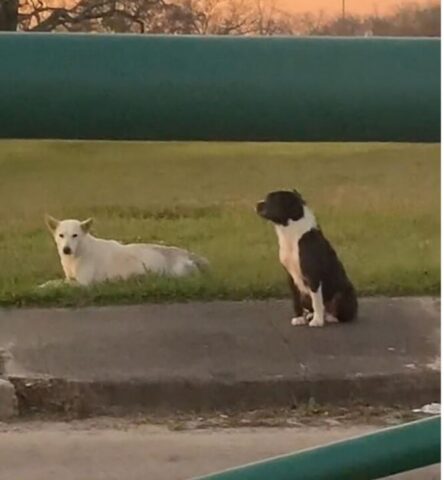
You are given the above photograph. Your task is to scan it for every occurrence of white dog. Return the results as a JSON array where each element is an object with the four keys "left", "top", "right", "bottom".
[{"left": 43, "top": 215, "right": 209, "bottom": 287}]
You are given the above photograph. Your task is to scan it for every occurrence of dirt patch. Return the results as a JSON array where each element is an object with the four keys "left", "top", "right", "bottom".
[{"left": 0, "top": 404, "right": 430, "bottom": 433}]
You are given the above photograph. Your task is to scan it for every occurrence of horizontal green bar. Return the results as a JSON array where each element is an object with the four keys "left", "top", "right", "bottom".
[
  {"left": 197, "top": 416, "right": 441, "bottom": 480},
  {"left": 0, "top": 34, "right": 439, "bottom": 142}
]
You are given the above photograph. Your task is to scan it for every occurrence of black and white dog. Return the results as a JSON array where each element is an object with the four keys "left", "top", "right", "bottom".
[{"left": 256, "top": 190, "right": 358, "bottom": 327}]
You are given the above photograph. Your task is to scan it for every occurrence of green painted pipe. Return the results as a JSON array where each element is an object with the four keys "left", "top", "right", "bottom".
[
  {"left": 197, "top": 416, "right": 441, "bottom": 480},
  {"left": 0, "top": 34, "right": 439, "bottom": 142}
]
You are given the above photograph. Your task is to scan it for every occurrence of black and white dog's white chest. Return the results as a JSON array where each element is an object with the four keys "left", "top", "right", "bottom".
[
  {"left": 278, "top": 234, "right": 309, "bottom": 294},
  {"left": 275, "top": 208, "right": 317, "bottom": 295}
]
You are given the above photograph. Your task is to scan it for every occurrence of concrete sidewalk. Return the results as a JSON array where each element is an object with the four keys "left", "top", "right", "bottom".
[{"left": 0, "top": 297, "right": 440, "bottom": 416}]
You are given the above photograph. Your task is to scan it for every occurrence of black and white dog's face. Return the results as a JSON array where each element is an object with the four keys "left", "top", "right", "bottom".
[{"left": 256, "top": 190, "right": 306, "bottom": 226}]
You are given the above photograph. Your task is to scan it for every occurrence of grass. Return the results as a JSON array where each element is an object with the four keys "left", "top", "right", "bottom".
[{"left": 0, "top": 141, "right": 439, "bottom": 307}]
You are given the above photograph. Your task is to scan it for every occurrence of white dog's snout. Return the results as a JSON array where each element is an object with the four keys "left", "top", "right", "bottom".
[{"left": 62, "top": 243, "right": 72, "bottom": 255}]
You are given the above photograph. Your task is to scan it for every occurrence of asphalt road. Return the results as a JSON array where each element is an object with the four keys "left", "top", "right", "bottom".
[{"left": 0, "top": 419, "right": 439, "bottom": 480}]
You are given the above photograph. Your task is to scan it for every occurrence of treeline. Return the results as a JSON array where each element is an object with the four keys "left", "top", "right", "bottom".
[{"left": 0, "top": 0, "right": 440, "bottom": 36}]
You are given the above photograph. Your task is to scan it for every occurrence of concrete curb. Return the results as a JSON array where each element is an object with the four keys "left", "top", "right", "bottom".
[
  {"left": 9, "top": 370, "right": 440, "bottom": 416},
  {"left": 0, "top": 378, "right": 18, "bottom": 419}
]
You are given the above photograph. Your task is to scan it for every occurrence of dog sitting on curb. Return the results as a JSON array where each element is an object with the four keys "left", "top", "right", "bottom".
[
  {"left": 256, "top": 190, "right": 358, "bottom": 327},
  {"left": 41, "top": 215, "right": 209, "bottom": 287}
]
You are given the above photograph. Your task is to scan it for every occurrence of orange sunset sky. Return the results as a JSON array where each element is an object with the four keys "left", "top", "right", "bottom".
[
  {"left": 276, "top": 0, "right": 438, "bottom": 15},
  {"left": 40, "top": 0, "right": 441, "bottom": 15}
]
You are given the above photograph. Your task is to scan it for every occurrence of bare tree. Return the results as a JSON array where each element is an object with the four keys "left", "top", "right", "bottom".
[
  {"left": 290, "top": 10, "right": 326, "bottom": 35},
  {"left": 17, "top": 0, "right": 162, "bottom": 32},
  {"left": 294, "top": 1, "right": 440, "bottom": 37},
  {"left": 369, "top": 2, "right": 440, "bottom": 37},
  {"left": 254, "top": 0, "right": 294, "bottom": 35},
  {"left": 309, "top": 14, "right": 365, "bottom": 36},
  {"left": 2, "top": 0, "right": 264, "bottom": 33},
  {"left": 173, "top": 0, "right": 255, "bottom": 35},
  {"left": 172, "top": 0, "right": 294, "bottom": 35},
  {"left": 0, "top": 0, "right": 168, "bottom": 32},
  {"left": 0, "top": 0, "right": 19, "bottom": 30}
]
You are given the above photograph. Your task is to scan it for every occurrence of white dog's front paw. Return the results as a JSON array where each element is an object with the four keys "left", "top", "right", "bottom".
[
  {"left": 309, "top": 315, "right": 325, "bottom": 328},
  {"left": 291, "top": 316, "right": 307, "bottom": 326},
  {"left": 38, "top": 279, "right": 73, "bottom": 289},
  {"left": 38, "top": 279, "right": 62, "bottom": 289}
]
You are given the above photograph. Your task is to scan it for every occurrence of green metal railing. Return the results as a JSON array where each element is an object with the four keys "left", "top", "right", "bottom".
[
  {"left": 0, "top": 34, "right": 439, "bottom": 142},
  {"left": 197, "top": 416, "right": 441, "bottom": 480}
]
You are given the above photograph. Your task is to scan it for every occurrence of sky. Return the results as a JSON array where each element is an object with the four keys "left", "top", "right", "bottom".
[
  {"left": 35, "top": 0, "right": 440, "bottom": 17},
  {"left": 276, "top": 0, "right": 438, "bottom": 15}
]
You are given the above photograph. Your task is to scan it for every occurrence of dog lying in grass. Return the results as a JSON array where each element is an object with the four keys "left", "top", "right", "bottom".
[
  {"left": 41, "top": 215, "right": 209, "bottom": 287},
  {"left": 256, "top": 190, "right": 358, "bottom": 327}
]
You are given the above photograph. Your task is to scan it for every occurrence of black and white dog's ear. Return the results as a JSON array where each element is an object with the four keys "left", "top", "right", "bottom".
[{"left": 292, "top": 189, "right": 305, "bottom": 204}]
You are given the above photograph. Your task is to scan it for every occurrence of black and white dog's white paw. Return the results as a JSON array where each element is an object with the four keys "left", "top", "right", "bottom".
[
  {"left": 308, "top": 314, "right": 325, "bottom": 328},
  {"left": 291, "top": 316, "right": 307, "bottom": 326},
  {"left": 296, "top": 311, "right": 337, "bottom": 327},
  {"left": 325, "top": 313, "right": 339, "bottom": 324}
]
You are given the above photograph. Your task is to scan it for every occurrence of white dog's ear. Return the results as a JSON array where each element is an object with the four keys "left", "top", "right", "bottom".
[
  {"left": 45, "top": 214, "right": 59, "bottom": 233},
  {"left": 81, "top": 218, "right": 93, "bottom": 233}
]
